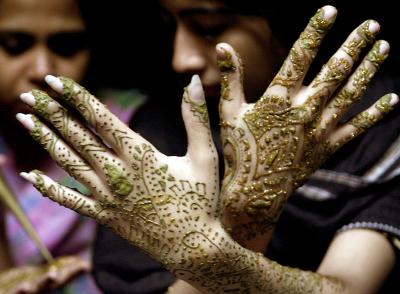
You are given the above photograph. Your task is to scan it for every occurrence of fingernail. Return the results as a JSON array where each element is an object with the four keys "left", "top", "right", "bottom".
[
  {"left": 368, "top": 21, "right": 380, "bottom": 34},
  {"left": 45, "top": 75, "right": 63, "bottom": 92},
  {"left": 379, "top": 41, "right": 390, "bottom": 54},
  {"left": 322, "top": 6, "right": 337, "bottom": 21},
  {"left": 390, "top": 94, "right": 399, "bottom": 106},
  {"left": 16, "top": 113, "right": 35, "bottom": 131},
  {"left": 189, "top": 75, "right": 205, "bottom": 102},
  {"left": 20, "top": 92, "right": 35, "bottom": 106},
  {"left": 20, "top": 172, "right": 37, "bottom": 184},
  {"left": 216, "top": 44, "right": 235, "bottom": 72},
  {"left": 216, "top": 43, "right": 227, "bottom": 59}
]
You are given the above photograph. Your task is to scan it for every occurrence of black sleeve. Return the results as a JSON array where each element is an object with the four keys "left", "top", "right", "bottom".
[{"left": 92, "top": 226, "right": 174, "bottom": 294}]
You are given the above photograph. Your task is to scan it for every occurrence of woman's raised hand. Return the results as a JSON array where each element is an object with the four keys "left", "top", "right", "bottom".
[{"left": 217, "top": 5, "right": 398, "bottom": 249}]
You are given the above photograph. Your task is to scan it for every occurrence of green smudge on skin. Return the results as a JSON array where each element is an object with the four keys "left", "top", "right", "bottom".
[{"left": 104, "top": 164, "right": 133, "bottom": 198}]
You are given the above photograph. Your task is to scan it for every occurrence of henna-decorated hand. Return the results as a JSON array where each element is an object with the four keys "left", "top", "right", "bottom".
[
  {"left": 0, "top": 256, "right": 89, "bottom": 294},
  {"left": 217, "top": 6, "right": 399, "bottom": 249},
  {"left": 15, "top": 80, "right": 346, "bottom": 293},
  {"left": 16, "top": 75, "right": 234, "bottom": 288}
]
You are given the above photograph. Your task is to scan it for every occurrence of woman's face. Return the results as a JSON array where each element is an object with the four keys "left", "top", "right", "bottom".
[
  {"left": 0, "top": 0, "right": 90, "bottom": 115},
  {"left": 160, "top": 0, "right": 284, "bottom": 102}
]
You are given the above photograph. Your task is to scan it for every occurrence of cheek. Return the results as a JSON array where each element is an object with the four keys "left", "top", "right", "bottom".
[
  {"left": 0, "top": 57, "right": 23, "bottom": 105},
  {"left": 225, "top": 32, "right": 278, "bottom": 101},
  {"left": 56, "top": 51, "right": 90, "bottom": 83},
  {"left": 237, "top": 41, "right": 276, "bottom": 101}
]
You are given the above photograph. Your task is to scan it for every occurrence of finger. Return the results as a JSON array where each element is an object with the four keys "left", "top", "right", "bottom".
[
  {"left": 329, "top": 93, "right": 399, "bottom": 149},
  {"left": 216, "top": 43, "right": 247, "bottom": 121},
  {"left": 44, "top": 75, "right": 150, "bottom": 155},
  {"left": 182, "top": 75, "right": 218, "bottom": 167},
  {"left": 45, "top": 256, "right": 90, "bottom": 287},
  {"left": 319, "top": 40, "right": 389, "bottom": 133},
  {"left": 20, "top": 170, "right": 101, "bottom": 220},
  {"left": 264, "top": 5, "right": 337, "bottom": 101},
  {"left": 20, "top": 90, "right": 132, "bottom": 187},
  {"left": 309, "top": 20, "right": 380, "bottom": 99},
  {"left": 16, "top": 113, "right": 113, "bottom": 201}
]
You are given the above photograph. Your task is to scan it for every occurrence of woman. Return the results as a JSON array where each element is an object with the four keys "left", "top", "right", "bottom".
[
  {"left": 0, "top": 0, "right": 101, "bottom": 292},
  {"left": 15, "top": 0, "right": 400, "bottom": 293}
]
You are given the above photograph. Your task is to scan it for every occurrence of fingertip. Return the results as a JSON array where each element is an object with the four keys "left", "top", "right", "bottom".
[
  {"left": 188, "top": 74, "right": 205, "bottom": 103},
  {"left": 20, "top": 92, "right": 35, "bottom": 106},
  {"left": 20, "top": 171, "right": 37, "bottom": 184},
  {"left": 322, "top": 5, "right": 337, "bottom": 21},
  {"left": 378, "top": 40, "right": 390, "bottom": 54},
  {"left": 16, "top": 113, "right": 35, "bottom": 131},
  {"left": 389, "top": 93, "right": 399, "bottom": 105},
  {"left": 368, "top": 20, "right": 380, "bottom": 34},
  {"left": 45, "top": 75, "right": 63, "bottom": 92},
  {"left": 216, "top": 43, "right": 237, "bottom": 73}
]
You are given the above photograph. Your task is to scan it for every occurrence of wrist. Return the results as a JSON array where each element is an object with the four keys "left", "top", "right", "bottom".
[{"left": 168, "top": 224, "right": 266, "bottom": 293}]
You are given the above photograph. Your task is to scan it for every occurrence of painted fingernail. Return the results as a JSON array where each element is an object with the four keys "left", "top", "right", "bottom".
[
  {"left": 20, "top": 172, "right": 37, "bottom": 184},
  {"left": 20, "top": 92, "right": 35, "bottom": 106},
  {"left": 45, "top": 75, "right": 63, "bottom": 92},
  {"left": 322, "top": 6, "right": 337, "bottom": 21},
  {"left": 368, "top": 21, "right": 380, "bottom": 34},
  {"left": 16, "top": 113, "right": 35, "bottom": 131},
  {"left": 189, "top": 75, "right": 205, "bottom": 102},
  {"left": 390, "top": 94, "right": 399, "bottom": 106},
  {"left": 379, "top": 41, "right": 390, "bottom": 54}
]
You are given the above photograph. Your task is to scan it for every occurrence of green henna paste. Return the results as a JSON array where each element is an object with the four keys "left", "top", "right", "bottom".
[
  {"left": 104, "top": 163, "right": 133, "bottom": 198},
  {"left": 31, "top": 90, "right": 52, "bottom": 119},
  {"left": 32, "top": 170, "right": 46, "bottom": 195},
  {"left": 356, "top": 20, "right": 377, "bottom": 45},
  {"left": 367, "top": 41, "right": 388, "bottom": 66},
  {"left": 30, "top": 118, "right": 43, "bottom": 143},
  {"left": 375, "top": 94, "right": 393, "bottom": 114},
  {"left": 310, "top": 8, "right": 334, "bottom": 31},
  {"left": 217, "top": 50, "right": 236, "bottom": 72},
  {"left": 184, "top": 88, "right": 209, "bottom": 125}
]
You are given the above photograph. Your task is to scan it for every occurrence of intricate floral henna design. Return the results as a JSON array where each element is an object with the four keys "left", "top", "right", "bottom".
[{"left": 217, "top": 7, "right": 398, "bottom": 249}]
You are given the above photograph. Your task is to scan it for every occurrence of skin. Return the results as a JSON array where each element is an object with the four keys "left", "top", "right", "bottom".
[
  {"left": 0, "top": 0, "right": 91, "bottom": 291},
  {"left": 160, "top": 1, "right": 398, "bottom": 292},
  {"left": 0, "top": 256, "right": 90, "bottom": 294},
  {"left": 0, "top": 0, "right": 90, "bottom": 171},
  {"left": 160, "top": 0, "right": 284, "bottom": 102},
  {"left": 16, "top": 6, "right": 399, "bottom": 293}
]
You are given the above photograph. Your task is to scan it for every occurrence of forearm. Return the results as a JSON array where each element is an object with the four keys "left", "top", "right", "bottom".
[{"left": 170, "top": 223, "right": 345, "bottom": 294}]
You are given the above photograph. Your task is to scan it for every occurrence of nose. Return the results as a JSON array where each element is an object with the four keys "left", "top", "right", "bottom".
[
  {"left": 172, "top": 24, "right": 207, "bottom": 75},
  {"left": 27, "top": 46, "right": 55, "bottom": 86}
]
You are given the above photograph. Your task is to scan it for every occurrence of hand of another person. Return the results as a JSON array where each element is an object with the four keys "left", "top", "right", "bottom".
[
  {"left": 217, "top": 5, "right": 398, "bottom": 249},
  {"left": 0, "top": 256, "right": 89, "bottom": 294}
]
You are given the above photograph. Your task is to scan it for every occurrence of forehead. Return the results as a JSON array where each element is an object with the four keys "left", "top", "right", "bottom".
[
  {"left": 160, "top": 0, "right": 225, "bottom": 14},
  {"left": 0, "top": 0, "right": 84, "bottom": 31}
]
